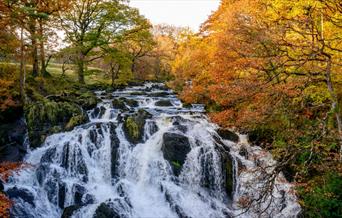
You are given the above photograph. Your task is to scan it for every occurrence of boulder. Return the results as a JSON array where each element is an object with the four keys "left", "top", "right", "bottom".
[
  {"left": 161, "top": 133, "right": 191, "bottom": 176},
  {"left": 25, "top": 100, "right": 88, "bottom": 148},
  {"left": 123, "top": 109, "right": 152, "bottom": 144},
  {"left": 221, "top": 153, "right": 234, "bottom": 198},
  {"left": 109, "top": 123, "right": 120, "bottom": 178},
  {"left": 7, "top": 187, "right": 35, "bottom": 206},
  {"left": 0, "top": 118, "right": 27, "bottom": 162},
  {"left": 155, "top": 100, "right": 173, "bottom": 107},
  {"left": 61, "top": 205, "right": 82, "bottom": 218},
  {"left": 93, "top": 202, "right": 120, "bottom": 218},
  {"left": 120, "top": 98, "right": 138, "bottom": 108},
  {"left": 112, "top": 99, "right": 128, "bottom": 111},
  {"left": 217, "top": 128, "right": 239, "bottom": 143},
  {"left": 91, "top": 106, "right": 106, "bottom": 119}
]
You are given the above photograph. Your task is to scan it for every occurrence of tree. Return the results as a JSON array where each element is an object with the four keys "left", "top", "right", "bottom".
[{"left": 60, "top": 0, "right": 146, "bottom": 84}]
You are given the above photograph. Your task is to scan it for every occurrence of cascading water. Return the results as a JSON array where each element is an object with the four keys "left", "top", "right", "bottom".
[{"left": 5, "top": 83, "right": 301, "bottom": 218}]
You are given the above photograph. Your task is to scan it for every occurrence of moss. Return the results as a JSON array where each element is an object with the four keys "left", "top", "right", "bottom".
[
  {"left": 171, "top": 161, "right": 181, "bottom": 169},
  {"left": 25, "top": 100, "right": 84, "bottom": 148},
  {"left": 65, "top": 114, "right": 88, "bottom": 131},
  {"left": 124, "top": 117, "right": 140, "bottom": 141}
]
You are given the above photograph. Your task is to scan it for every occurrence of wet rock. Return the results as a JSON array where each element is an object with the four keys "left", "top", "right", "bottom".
[
  {"left": 65, "top": 114, "right": 89, "bottom": 131},
  {"left": 147, "top": 121, "right": 159, "bottom": 136},
  {"left": 25, "top": 100, "right": 87, "bottom": 148},
  {"left": 149, "top": 92, "right": 170, "bottom": 97},
  {"left": 0, "top": 179, "right": 4, "bottom": 192},
  {"left": 155, "top": 100, "right": 173, "bottom": 107},
  {"left": 221, "top": 152, "right": 234, "bottom": 198},
  {"left": 73, "top": 184, "right": 86, "bottom": 206},
  {"left": 58, "top": 182, "right": 67, "bottom": 208},
  {"left": 120, "top": 98, "right": 138, "bottom": 108},
  {"left": 217, "top": 128, "right": 239, "bottom": 143},
  {"left": 112, "top": 99, "right": 128, "bottom": 111},
  {"left": 161, "top": 133, "right": 191, "bottom": 176},
  {"left": 93, "top": 202, "right": 120, "bottom": 218},
  {"left": 7, "top": 187, "right": 35, "bottom": 206},
  {"left": 61, "top": 143, "right": 88, "bottom": 182},
  {"left": 0, "top": 118, "right": 27, "bottom": 162},
  {"left": 199, "top": 147, "right": 216, "bottom": 191},
  {"left": 123, "top": 109, "right": 152, "bottom": 144},
  {"left": 239, "top": 146, "right": 248, "bottom": 158},
  {"left": 92, "top": 106, "right": 106, "bottom": 119},
  {"left": 109, "top": 123, "right": 120, "bottom": 178},
  {"left": 62, "top": 205, "right": 82, "bottom": 218},
  {"left": 36, "top": 164, "right": 50, "bottom": 185}
]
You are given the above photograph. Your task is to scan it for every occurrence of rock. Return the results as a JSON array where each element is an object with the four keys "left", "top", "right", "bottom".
[
  {"left": 161, "top": 133, "right": 191, "bottom": 176},
  {"left": 61, "top": 143, "right": 88, "bottom": 182},
  {"left": 0, "top": 179, "right": 4, "bottom": 192},
  {"left": 65, "top": 114, "right": 89, "bottom": 131},
  {"left": 25, "top": 100, "right": 87, "bottom": 148},
  {"left": 120, "top": 98, "right": 138, "bottom": 108},
  {"left": 149, "top": 92, "right": 170, "bottom": 97},
  {"left": 93, "top": 202, "right": 120, "bottom": 218},
  {"left": 0, "top": 118, "right": 27, "bottom": 162},
  {"left": 217, "top": 128, "right": 239, "bottom": 143},
  {"left": 91, "top": 106, "right": 106, "bottom": 119},
  {"left": 221, "top": 153, "right": 234, "bottom": 198},
  {"left": 109, "top": 123, "right": 120, "bottom": 178},
  {"left": 7, "top": 187, "right": 35, "bottom": 206},
  {"left": 61, "top": 205, "right": 82, "bottom": 218},
  {"left": 72, "top": 184, "right": 86, "bottom": 206},
  {"left": 155, "top": 100, "right": 173, "bottom": 107},
  {"left": 239, "top": 146, "right": 248, "bottom": 158},
  {"left": 199, "top": 147, "right": 216, "bottom": 191},
  {"left": 123, "top": 109, "right": 152, "bottom": 144},
  {"left": 112, "top": 99, "right": 128, "bottom": 111}
]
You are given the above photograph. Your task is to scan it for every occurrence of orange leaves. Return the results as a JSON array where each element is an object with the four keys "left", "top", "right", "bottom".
[
  {"left": 0, "top": 162, "right": 28, "bottom": 182},
  {"left": 0, "top": 193, "right": 12, "bottom": 218}
]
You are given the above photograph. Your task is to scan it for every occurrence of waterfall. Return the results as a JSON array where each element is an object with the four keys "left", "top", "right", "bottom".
[{"left": 5, "top": 83, "right": 301, "bottom": 218}]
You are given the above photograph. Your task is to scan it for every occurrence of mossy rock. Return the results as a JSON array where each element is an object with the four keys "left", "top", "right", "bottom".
[
  {"left": 112, "top": 99, "right": 128, "bottom": 110},
  {"left": 65, "top": 114, "right": 89, "bottom": 131},
  {"left": 123, "top": 109, "right": 152, "bottom": 144},
  {"left": 25, "top": 100, "right": 88, "bottom": 148}
]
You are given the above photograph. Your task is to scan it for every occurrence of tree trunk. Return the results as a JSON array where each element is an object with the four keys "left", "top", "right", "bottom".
[
  {"left": 325, "top": 58, "right": 342, "bottom": 161},
  {"left": 39, "top": 19, "right": 48, "bottom": 77},
  {"left": 111, "top": 63, "right": 120, "bottom": 87},
  {"left": 77, "top": 52, "right": 85, "bottom": 83},
  {"left": 29, "top": 18, "right": 39, "bottom": 77},
  {"left": 19, "top": 27, "right": 26, "bottom": 103}
]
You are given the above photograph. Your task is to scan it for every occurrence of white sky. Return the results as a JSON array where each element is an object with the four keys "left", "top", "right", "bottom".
[{"left": 129, "top": 0, "right": 221, "bottom": 31}]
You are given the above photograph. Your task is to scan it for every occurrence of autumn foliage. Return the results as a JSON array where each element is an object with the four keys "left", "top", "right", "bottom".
[{"left": 170, "top": 0, "right": 342, "bottom": 216}]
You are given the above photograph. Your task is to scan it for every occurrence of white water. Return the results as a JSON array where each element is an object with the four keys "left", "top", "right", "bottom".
[{"left": 5, "top": 83, "right": 301, "bottom": 218}]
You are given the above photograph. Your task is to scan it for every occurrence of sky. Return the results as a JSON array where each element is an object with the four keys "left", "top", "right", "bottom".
[{"left": 129, "top": 0, "right": 221, "bottom": 31}]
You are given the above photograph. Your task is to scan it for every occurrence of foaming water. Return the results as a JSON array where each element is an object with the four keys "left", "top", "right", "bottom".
[{"left": 6, "top": 83, "right": 301, "bottom": 218}]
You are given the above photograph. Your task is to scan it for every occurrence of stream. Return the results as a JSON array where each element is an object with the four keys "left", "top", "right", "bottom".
[{"left": 5, "top": 83, "right": 301, "bottom": 218}]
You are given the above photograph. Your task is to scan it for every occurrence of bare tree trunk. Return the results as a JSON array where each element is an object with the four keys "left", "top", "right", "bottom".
[
  {"left": 20, "top": 27, "right": 26, "bottom": 103},
  {"left": 325, "top": 58, "right": 342, "bottom": 160}
]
